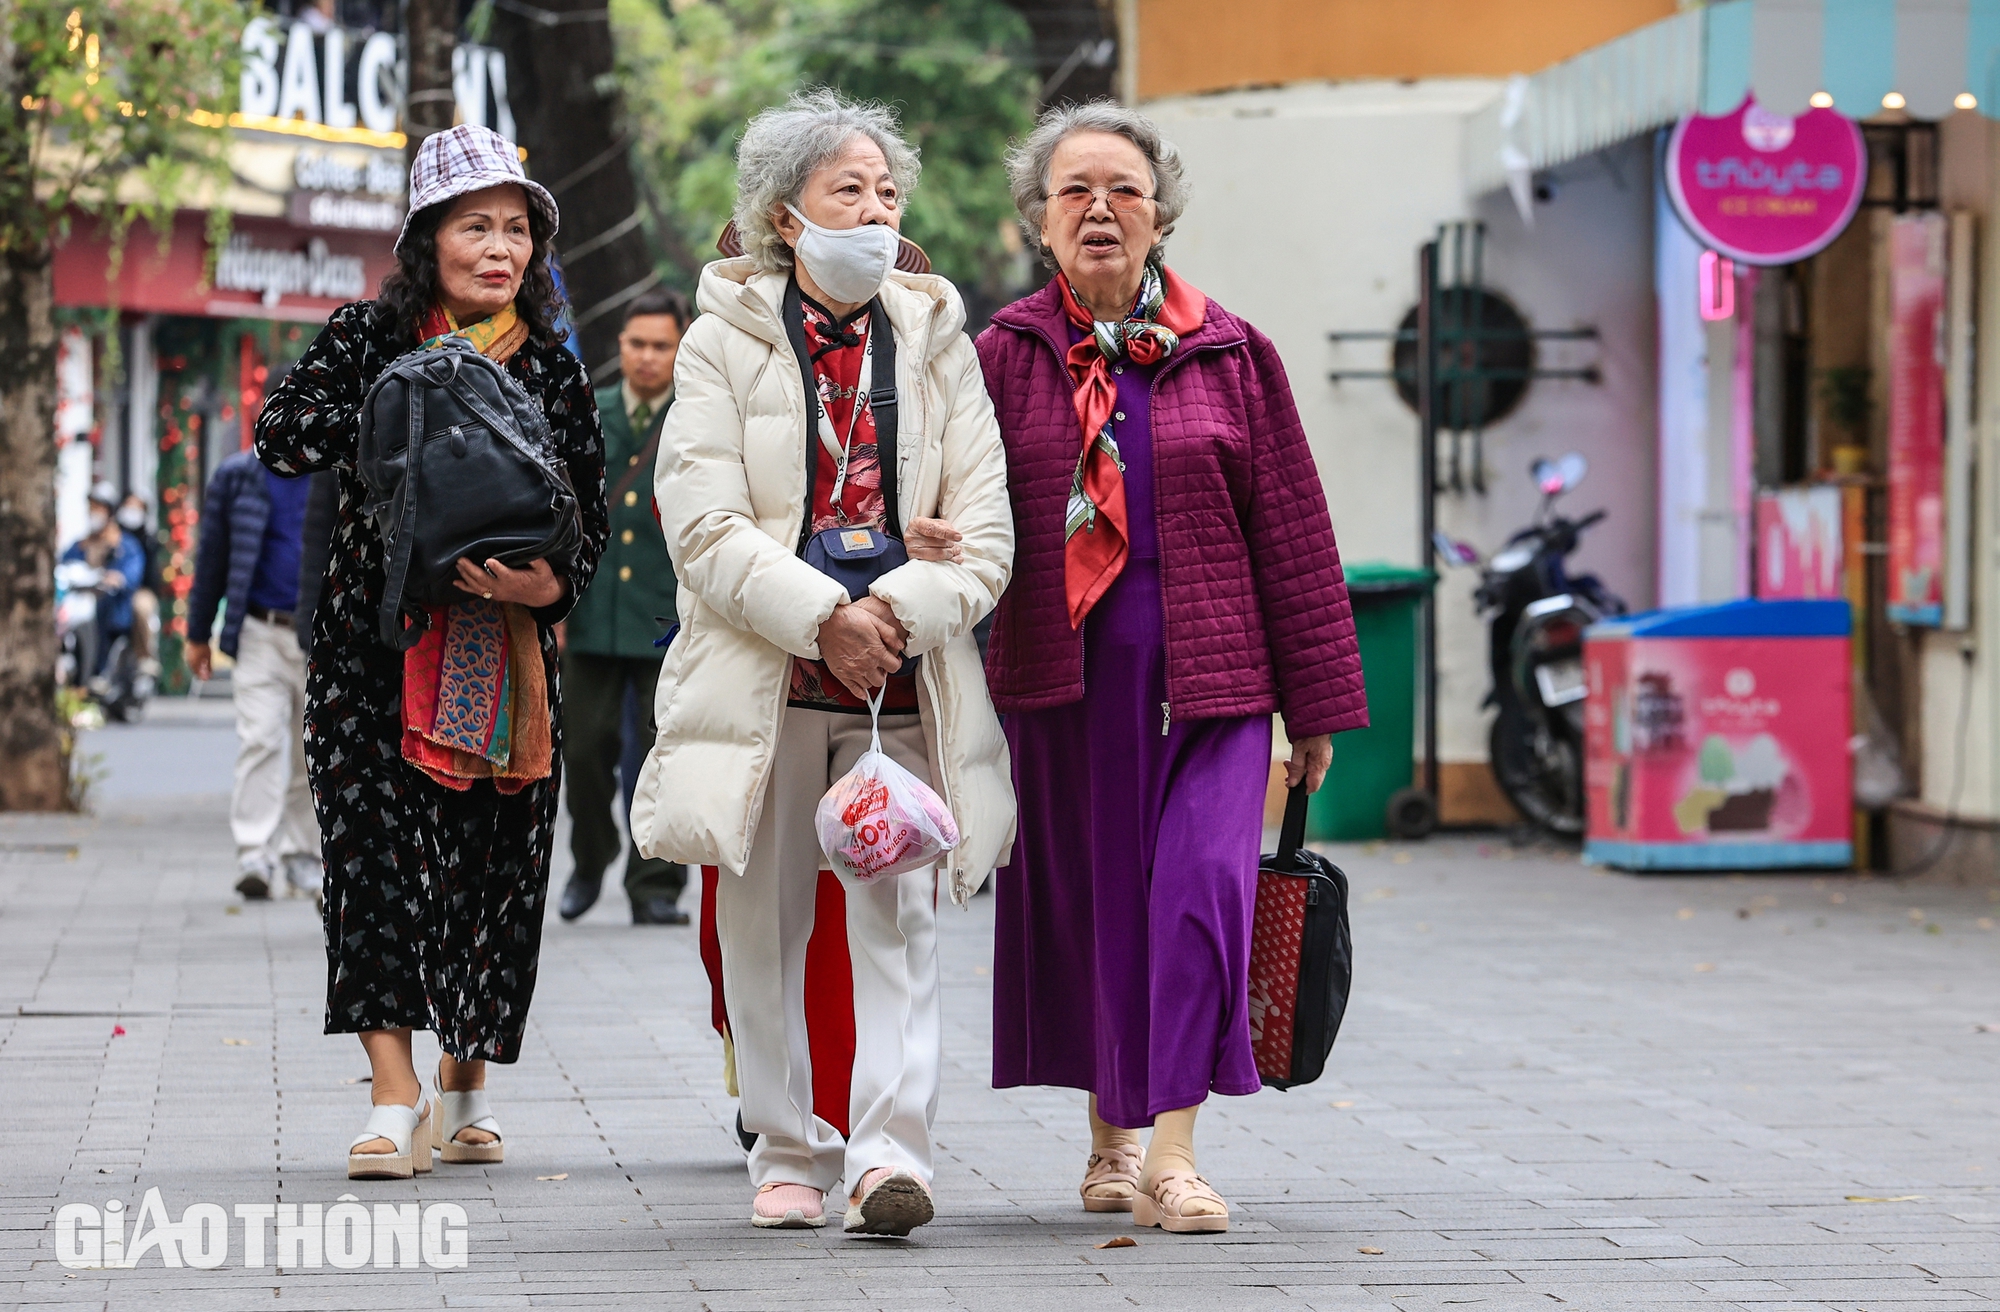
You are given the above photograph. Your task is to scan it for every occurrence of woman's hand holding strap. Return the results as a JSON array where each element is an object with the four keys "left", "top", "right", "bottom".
[{"left": 818, "top": 599, "right": 904, "bottom": 700}]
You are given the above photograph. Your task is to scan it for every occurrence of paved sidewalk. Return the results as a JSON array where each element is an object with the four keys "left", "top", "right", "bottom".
[{"left": 2, "top": 777, "right": 1998, "bottom": 1309}]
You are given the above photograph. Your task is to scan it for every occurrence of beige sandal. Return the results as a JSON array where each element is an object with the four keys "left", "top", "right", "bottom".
[
  {"left": 1132, "top": 1170, "right": 1229, "bottom": 1234},
  {"left": 1080, "top": 1143, "right": 1146, "bottom": 1213},
  {"left": 435, "top": 1065, "right": 503, "bottom": 1164},
  {"left": 347, "top": 1101, "right": 434, "bottom": 1180}
]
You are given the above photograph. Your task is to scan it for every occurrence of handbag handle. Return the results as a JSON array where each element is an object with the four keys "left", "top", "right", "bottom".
[
  {"left": 378, "top": 374, "right": 426, "bottom": 651},
  {"left": 1276, "top": 782, "right": 1310, "bottom": 867}
]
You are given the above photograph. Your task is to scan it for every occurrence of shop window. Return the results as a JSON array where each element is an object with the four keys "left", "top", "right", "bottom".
[{"left": 1861, "top": 123, "right": 1939, "bottom": 214}]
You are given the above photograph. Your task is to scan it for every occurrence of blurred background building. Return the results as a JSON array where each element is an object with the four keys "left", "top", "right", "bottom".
[
  {"left": 48, "top": 0, "right": 1999, "bottom": 875},
  {"left": 1118, "top": 0, "right": 1998, "bottom": 875}
]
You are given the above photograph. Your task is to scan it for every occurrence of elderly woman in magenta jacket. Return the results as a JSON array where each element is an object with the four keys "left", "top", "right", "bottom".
[{"left": 974, "top": 103, "right": 1368, "bottom": 1235}]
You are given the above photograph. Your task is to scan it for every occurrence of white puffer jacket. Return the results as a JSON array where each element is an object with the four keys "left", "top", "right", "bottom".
[{"left": 630, "top": 257, "right": 1016, "bottom": 902}]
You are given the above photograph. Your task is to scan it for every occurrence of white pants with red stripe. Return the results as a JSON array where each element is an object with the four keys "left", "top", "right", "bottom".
[{"left": 714, "top": 706, "right": 942, "bottom": 1195}]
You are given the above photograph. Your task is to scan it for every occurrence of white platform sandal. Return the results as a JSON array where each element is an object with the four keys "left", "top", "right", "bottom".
[
  {"left": 435, "top": 1069, "right": 504, "bottom": 1164},
  {"left": 348, "top": 1101, "right": 435, "bottom": 1180}
]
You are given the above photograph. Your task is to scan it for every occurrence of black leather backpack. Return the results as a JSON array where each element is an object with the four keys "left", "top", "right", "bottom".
[{"left": 357, "top": 337, "right": 583, "bottom": 650}]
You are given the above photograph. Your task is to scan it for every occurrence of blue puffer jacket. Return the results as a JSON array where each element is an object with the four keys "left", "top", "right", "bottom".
[{"left": 187, "top": 450, "right": 272, "bottom": 658}]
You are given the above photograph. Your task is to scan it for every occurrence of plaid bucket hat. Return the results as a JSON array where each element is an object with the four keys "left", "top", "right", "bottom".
[{"left": 396, "top": 124, "right": 560, "bottom": 254}]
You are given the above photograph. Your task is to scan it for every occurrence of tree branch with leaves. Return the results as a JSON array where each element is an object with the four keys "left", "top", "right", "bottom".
[{"left": 0, "top": 0, "right": 243, "bottom": 811}]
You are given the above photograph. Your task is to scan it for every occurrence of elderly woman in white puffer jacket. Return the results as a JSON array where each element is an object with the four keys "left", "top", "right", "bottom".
[{"left": 630, "top": 89, "right": 1013, "bottom": 1237}]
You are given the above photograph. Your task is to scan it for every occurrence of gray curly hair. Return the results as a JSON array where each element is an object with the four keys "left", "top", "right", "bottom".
[
  {"left": 732, "top": 89, "right": 922, "bottom": 275},
  {"left": 1005, "top": 101, "right": 1189, "bottom": 272}
]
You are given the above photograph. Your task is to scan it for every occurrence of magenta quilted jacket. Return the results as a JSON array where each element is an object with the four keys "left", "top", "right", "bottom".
[{"left": 975, "top": 280, "right": 1369, "bottom": 739}]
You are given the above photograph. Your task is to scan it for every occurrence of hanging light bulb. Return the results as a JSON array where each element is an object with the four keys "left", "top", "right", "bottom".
[
  {"left": 1882, "top": 91, "right": 1907, "bottom": 110},
  {"left": 1809, "top": 91, "right": 1834, "bottom": 109},
  {"left": 1955, "top": 92, "right": 1978, "bottom": 111}
]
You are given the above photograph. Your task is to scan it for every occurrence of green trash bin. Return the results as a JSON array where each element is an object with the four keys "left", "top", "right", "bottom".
[{"left": 1307, "top": 562, "right": 1435, "bottom": 842}]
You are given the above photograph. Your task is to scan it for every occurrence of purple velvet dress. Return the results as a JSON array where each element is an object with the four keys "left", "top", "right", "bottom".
[{"left": 991, "top": 351, "right": 1273, "bottom": 1129}]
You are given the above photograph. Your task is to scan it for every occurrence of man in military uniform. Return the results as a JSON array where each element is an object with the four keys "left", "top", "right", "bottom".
[{"left": 560, "top": 288, "right": 693, "bottom": 924}]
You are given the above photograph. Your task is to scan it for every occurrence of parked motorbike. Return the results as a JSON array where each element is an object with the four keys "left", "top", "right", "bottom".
[{"left": 1437, "top": 454, "right": 1625, "bottom": 838}]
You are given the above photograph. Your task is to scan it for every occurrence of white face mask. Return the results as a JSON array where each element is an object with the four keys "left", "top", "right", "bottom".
[
  {"left": 116, "top": 507, "right": 145, "bottom": 532},
  {"left": 785, "top": 204, "right": 899, "bottom": 305}
]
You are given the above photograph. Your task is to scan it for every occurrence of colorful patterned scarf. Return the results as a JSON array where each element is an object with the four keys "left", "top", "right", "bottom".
[
  {"left": 399, "top": 301, "right": 553, "bottom": 794},
  {"left": 1055, "top": 263, "right": 1206, "bottom": 627}
]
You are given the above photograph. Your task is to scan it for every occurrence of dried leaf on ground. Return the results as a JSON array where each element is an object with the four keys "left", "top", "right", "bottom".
[
  {"left": 1095, "top": 1235, "right": 1137, "bottom": 1249},
  {"left": 1845, "top": 1194, "right": 1922, "bottom": 1203},
  {"left": 537, "top": 1173, "right": 568, "bottom": 1181},
  {"left": 1359, "top": 1246, "right": 1384, "bottom": 1254}
]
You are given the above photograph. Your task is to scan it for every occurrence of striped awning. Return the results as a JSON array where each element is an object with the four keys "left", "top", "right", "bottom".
[{"left": 1465, "top": 0, "right": 2000, "bottom": 196}]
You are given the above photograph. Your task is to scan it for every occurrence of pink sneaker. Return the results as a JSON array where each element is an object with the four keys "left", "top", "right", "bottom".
[
  {"left": 752, "top": 1182, "right": 825, "bottom": 1229},
  {"left": 843, "top": 1167, "right": 934, "bottom": 1237}
]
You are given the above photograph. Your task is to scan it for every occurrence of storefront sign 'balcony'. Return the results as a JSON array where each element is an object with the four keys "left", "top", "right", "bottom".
[
  {"left": 239, "top": 18, "right": 516, "bottom": 142},
  {"left": 1665, "top": 99, "right": 1866, "bottom": 266}
]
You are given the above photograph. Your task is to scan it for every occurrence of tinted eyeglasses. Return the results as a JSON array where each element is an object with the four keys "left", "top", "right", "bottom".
[{"left": 1049, "top": 184, "right": 1153, "bottom": 214}]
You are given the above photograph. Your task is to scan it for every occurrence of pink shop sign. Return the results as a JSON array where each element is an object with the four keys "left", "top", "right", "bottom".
[{"left": 1667, "top": 98, "right": 1866, "bottom": 266}]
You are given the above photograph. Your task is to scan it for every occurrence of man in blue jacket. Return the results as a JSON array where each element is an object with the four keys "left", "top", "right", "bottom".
[{"left": 187, "top": 447, "right": 321, "bottom": 902}]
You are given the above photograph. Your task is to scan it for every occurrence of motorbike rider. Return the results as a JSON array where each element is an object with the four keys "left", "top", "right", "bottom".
[
  {"left": 60, "top": 483, "right": 145, "bottom": 676},
  {"left": 116, "top": 493, "right": 162, "bottom": 664}
]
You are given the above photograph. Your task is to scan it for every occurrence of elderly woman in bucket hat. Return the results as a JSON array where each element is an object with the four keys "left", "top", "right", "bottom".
[
  {"left": 977, "top": 103, "right": 1367, "bottom": 1234},
  {"left": 255, "top": 123, "right": 608, "bottom": 1180}
]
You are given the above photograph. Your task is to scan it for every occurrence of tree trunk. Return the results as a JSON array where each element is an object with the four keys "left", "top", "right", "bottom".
[
  {"left": 404, "top": 0, "right": 457, "bottom": 167},
  {"left": 0, "top": 241, "right": 69, "bottom": 812},
  {"left": 492, "top": 0, "right": 657, "bottom": 379}
]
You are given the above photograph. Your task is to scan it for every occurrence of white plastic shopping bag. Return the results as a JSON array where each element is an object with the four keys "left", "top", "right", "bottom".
[{"left": 816, "top": 688, "right": 960, "bottom": 886}]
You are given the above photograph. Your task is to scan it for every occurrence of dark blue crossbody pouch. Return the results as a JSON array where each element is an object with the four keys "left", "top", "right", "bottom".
[{"left": 783, "top": 281, "right": 918, "bottom": 677}]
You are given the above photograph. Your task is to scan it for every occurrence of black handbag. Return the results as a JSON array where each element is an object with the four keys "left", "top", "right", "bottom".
[
  {"left": 780, "top": 280, "right": 916, "bottom": 674},
  {"left": 357, "top": 337, "right": 583, "bottom": 650},
  {"left": 1248, "top": 784, "right": 1354, "bottom": 1089}
]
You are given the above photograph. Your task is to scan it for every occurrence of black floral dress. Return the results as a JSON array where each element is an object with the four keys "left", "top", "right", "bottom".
[{"left": 254, "top": 301, "right": 608, "bottom": 1062}]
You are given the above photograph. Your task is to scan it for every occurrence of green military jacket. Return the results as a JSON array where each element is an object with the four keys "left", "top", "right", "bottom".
[{"left": 568, "top": 384, "right": 678, "bottom": 659}]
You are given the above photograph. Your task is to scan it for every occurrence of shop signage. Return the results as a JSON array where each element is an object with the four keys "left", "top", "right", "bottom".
[
  {"left": 294, "top": 147, "right": 405, "bottom": 197},
  {"left": 289, "top": 146, "right": 405, "bottom": 232},
  {"left": 1666, "top": 99, "right": 1866, "bottom": 266},
  {"left": 214, "top": 234, "right": 369, "bottom": 308},
  {"left": 1887, "top": 214, "right": 1946, "bottom": 627},
  {"left": 1755, "top": 486, "right": 1843, "bottom": 600},
  {"left": 239, "top": 19, "right": 515, "bottom": 140}
]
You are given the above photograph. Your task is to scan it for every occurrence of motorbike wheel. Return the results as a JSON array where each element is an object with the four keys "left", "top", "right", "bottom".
[
  {"left": 1489, "top": 703, "right": 1585, "bottom": 838},
  {"left": 1384, "top": 787, "right": 1438, "bottom": 840}
]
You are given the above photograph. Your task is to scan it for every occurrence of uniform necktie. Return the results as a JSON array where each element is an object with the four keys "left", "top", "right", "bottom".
[{"left": 630, "top": 401, "right": 652, "bottom": 431}]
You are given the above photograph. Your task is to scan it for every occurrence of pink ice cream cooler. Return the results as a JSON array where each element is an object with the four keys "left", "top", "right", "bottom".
[{"left": 1583, "top": 599, "right": 1851, "bottom": 870}]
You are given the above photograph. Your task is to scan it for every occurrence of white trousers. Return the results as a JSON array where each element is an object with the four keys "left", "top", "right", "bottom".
[
  {"left": 716, "top": 707, "right": 942, "bottom": 1194},
  {"left": 230, "top": 616, "right": 319, "bottom": 874}
]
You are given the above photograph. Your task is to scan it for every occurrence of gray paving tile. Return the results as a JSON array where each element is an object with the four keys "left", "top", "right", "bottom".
[{"left": 2, "top": 769, "right": 1997, "bottom": 1310}]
